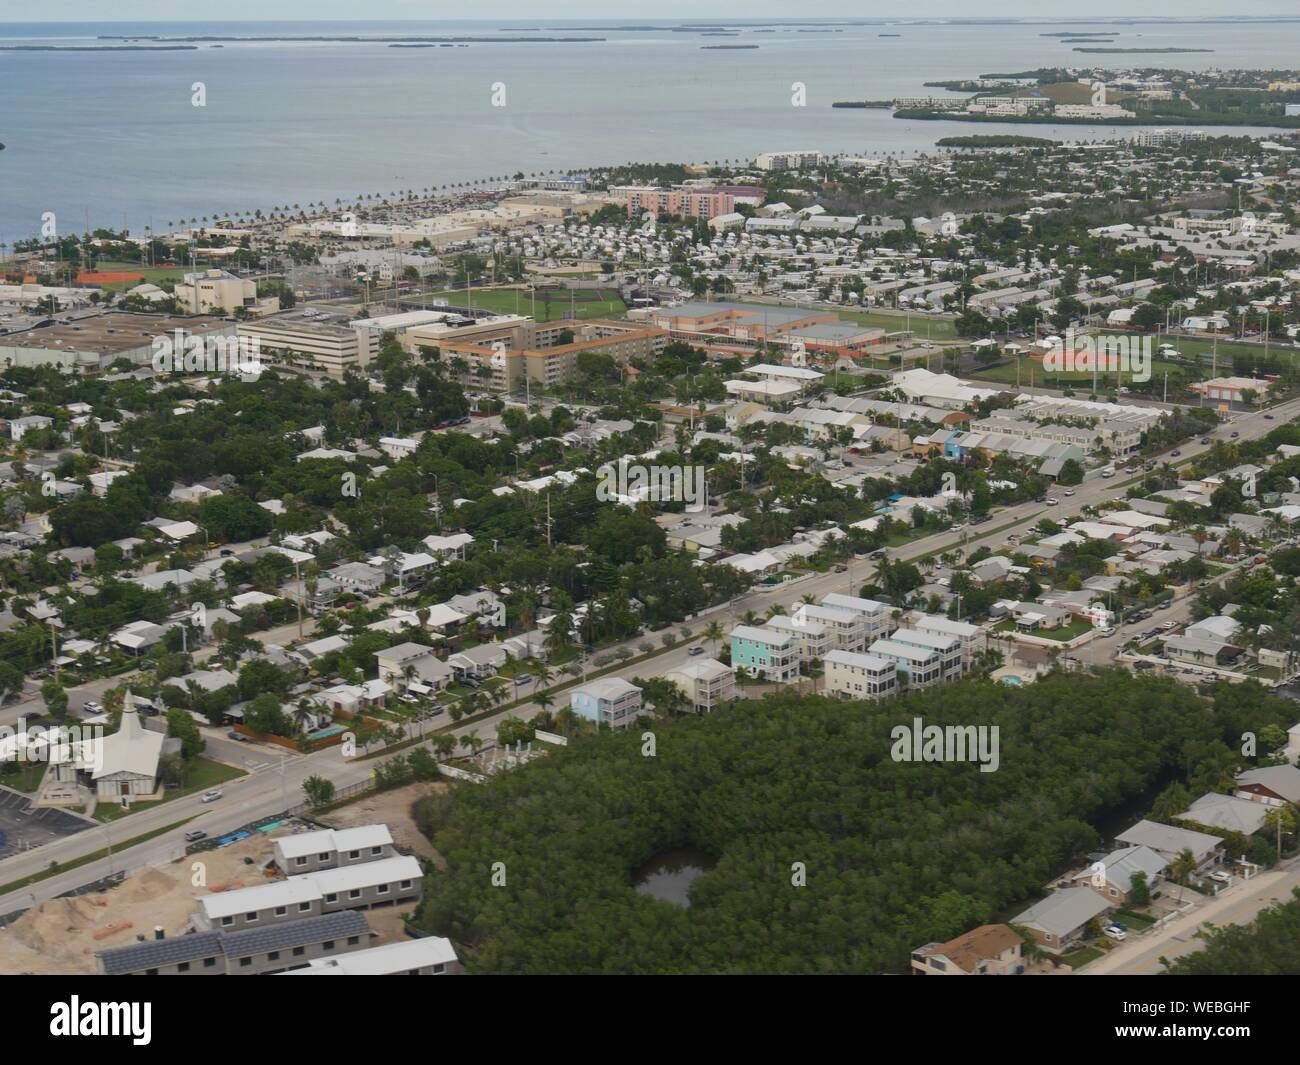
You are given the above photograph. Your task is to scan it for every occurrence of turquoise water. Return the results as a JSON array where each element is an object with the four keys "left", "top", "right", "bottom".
[
  {"left": 1000, "top": 675, "right": 1024, "bottom": 686},
  {"left": 2, "top": 17, "right": 1298, "bottom": 242}
]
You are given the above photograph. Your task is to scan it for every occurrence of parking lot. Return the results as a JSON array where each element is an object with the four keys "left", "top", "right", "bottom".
[{"left": 0, "top": 787, "right": 92, "bottom": 860}]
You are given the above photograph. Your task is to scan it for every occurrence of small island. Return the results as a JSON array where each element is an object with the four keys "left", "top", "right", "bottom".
[{"left": 936, "top": 134, "right": 1058, "bottom": 148}]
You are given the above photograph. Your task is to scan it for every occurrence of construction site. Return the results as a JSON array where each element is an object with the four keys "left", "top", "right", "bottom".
[{"left": 0, "top": 786, "right": 443, "bottom": 975}]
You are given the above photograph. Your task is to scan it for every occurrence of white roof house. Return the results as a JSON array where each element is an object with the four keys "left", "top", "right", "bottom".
[{"left": 294, "top": 855, "right": 422, "bottom": 896}]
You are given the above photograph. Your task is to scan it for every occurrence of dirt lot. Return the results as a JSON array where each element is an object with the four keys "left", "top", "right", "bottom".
[
  {"left": 320, "top": 781, "right": 448, "bottom": 870},
  {"left": 0, "top": 831, "right": 283, "bottom": 975}
]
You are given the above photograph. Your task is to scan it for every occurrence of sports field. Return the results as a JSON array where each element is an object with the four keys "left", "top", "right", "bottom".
[{"left": 426, "top": 286, "right": 626, "bottom": 322}]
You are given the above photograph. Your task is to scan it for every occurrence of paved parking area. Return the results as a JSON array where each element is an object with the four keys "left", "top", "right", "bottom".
[{"left": 0, "top": 788, "right": 92, "bottom": 860}]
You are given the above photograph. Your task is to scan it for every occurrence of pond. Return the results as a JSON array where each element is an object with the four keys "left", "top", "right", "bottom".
[{"left": 632, "top": 848, "right": 716, "bottom": 908}]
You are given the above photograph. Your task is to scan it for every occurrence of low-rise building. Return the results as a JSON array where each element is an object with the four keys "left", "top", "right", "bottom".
[
  {"left": 910, "top": 924, "right": 1024, "bottom": 975},
  {"left": 569, "top": 678, "right": 643, "bottom": 728},
  {"left": 729, "top": 625, "right": 799, "bottom": 683},
  {"left": 824, "top": 649, "right": 898, "bottom": 699}
]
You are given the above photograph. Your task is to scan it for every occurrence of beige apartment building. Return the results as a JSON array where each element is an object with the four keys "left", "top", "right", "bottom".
[
  {"left": 237, "top": 319, "right": 380, "bottom": 380},
  {"left": 174, "top": 269, "right": 259, "bottom": 315}
]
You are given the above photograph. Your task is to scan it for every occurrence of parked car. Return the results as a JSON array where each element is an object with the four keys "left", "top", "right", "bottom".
[
  {"left": 201, "top": 789, "right": 223, "bottom": 803},
  {"left": 184, "top": 830, "right": 208, "bottom": 843},
  {"left": 1199, "top": 437, "right": 1211, "bottom": 444},
  {"left": 83, "top": 700, "right": 103, "bottom": 714},
  {"left": 1208, "top": 870, "right": 1233, "bottom": 884},
  {"left": 1063, "top": 489, "right": 1075, "bottom": 497},
  {"left": 136, "top": 661, "right": 155, "bottom": 671},
  {"left": 227, "top": 731, "right": 246, "bottom": 742},
  {"left": 687, "top": 645, "right": 706, "bottom": 656},
  {"left": 1265, "top": 414, "right": 1275, "bottom": 420},
  {"left": 1171, "top": 450, "right": 1182, "bottom": 457},
  {"left": 514, "top": 674, "right": 532, "bottom": 686},
  {"left": 1102, "top": 925, "right": 1127, "bottom": 942},
  {"left": 1230, "top": 432, "right": 1239, "bottom": 438},
  {"left": 219, "top": 548, "right": 234, "bottom": 557}
]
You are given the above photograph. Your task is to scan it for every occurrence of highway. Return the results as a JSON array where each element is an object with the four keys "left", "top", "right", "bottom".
[{"left": 1, "top": 390, "right": 1296, "bottom": 918}]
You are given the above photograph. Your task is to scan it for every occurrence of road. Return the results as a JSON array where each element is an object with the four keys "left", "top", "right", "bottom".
[
  {"left": 1, "top": 391, "right": 1295, "bottom": 917},
  {"left": 1083, "top": 857, "right": 1300, "bottom": 974}
]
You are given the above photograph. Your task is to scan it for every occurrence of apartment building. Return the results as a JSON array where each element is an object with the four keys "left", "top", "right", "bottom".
[
  {"left": 174, "top": 269, "right": 258, "bottom": 315},
  {"left": 820, "top": 593, "right": 898, "bottom": 644},
  {"left": 664, "top": 657, "right": 736, "bottom": 713},
  {"left": 730, "top": 625, "right": 799, "bottom": 683},
  {"left": 755, "top": 150, "right": 824, "bottom": 172},
  {"left": 611, "top": 184, "right": 752, "bottom": 219},
  {"left": 866, "top": 638, "right": 945, "bottom": 689},
  {"left": 793, "top": 603, "right": 866, "bottom": 652},
  {"left": 824, "top": 649, "right": 898, "bottom": 700},
  {"left": 909, "top": 614, "right": 986, "bottom": 667},
  {"left": 888, "top": 628, "right": 964, "bottom": 683},
  {"left": 569, "top": 677, "right": 643, "bottom": 728},
  {"left": 96, "top": 910, "right": 375, "bottom": 976},
  {"left": 764, "top": 614, "right": 832, "bottom": 662},
  {"left": 237, "top": 319, "right": 379, "bottom": 380},
  {"left": 273, "top": 824, "right": 396, "bottom": 875},
  {"left": 196, "top": 855, "right": 423, "bottom": 931}
]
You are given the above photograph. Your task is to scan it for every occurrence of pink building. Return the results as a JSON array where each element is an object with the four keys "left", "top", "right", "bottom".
[{"left": 612, "top": 185, "right": 759, "bottom": 219}]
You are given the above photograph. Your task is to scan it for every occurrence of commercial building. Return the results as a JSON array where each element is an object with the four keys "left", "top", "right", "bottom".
[
  {"left": 237, "top": 319, "right": 380, "bottom": 380},
  {"left": 174, "top": 269, "right": 259, "bottom": 315},
  {"left": 433, "top": 318, "right": 666, "bottom": 392},
  {"left": 0, "top": 312, "right": 234, "bottom": 371}
]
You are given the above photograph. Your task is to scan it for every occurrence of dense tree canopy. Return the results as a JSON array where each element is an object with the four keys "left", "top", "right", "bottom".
[{"left": 413, "top": 671, "right": 1291, "bottom": 974}]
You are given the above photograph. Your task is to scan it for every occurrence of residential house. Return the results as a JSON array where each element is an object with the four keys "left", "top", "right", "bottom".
[
  {"left": 278, "top": 935, "right": 462, "bottom": 975},
  {"left": 729, "top": 625, "right": 799, "bottom": 683},
  {"left": 1115, "top": 820, "right": 1224, "bottom": 870},
  {"left": 1072, "top": 845, "right": 1166, "bottom": 904},
  {"left": 824, "top": 649, "right": 898, "bottom": 699},
  {"left": 1011, "top": 887, "right": 1114, "bottom": 955},
  {"left": 910, "top": 924, "right": 1024, "bottom": 975},
  {"left": 569, "top": 678, "right": 643, "bottom": 728},
  {"left": 663, "top": 658, "right": 736, "bottom": 713},
  {"left": 1234, "top": 765, "right": 1300, "bottom": 808}
]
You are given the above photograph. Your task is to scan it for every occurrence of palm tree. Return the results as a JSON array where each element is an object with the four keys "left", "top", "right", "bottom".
[
  {"left": 535, "top": 690, "right": 555, "bottom": 715},
  {"left": 1169, "top": 848, "right": 1198, "bottom": 905},
  {"left": 459, "top": 731, "right": 481, "bottom": 756},
  {"left": 702, "top": 620, "right": 723, "bottom": 657}
]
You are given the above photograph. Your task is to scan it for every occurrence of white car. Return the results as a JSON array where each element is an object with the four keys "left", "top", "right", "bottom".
[
  {"left": 1045, "top": 498, "right": 1060, "bottom": 506},
  {"left": 201, "top": 789, "right": 224, "bottom": 804},
  {"left": 1102, "top": 924, "right": 1127, "bottom": 942},
  {"left": 1208, "top": 870, "right": 1232, "bottom": 885}
]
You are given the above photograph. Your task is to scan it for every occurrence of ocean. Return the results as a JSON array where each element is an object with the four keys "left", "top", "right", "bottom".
[{"left": 1, "top": 17, "right": 1298, "bottom": 244}]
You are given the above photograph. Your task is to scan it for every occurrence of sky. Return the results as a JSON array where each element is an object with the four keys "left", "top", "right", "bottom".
[{"left": 0, "top": 2, "right": 1290, "bottom": 23}]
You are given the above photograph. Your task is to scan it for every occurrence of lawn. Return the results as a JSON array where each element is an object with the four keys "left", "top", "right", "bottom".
[
  {"left": 95, "top": 757, "right": 246, "bottom": 822},
  {"left": 424, "top": 286, "right": 626, "bottom": 323},
  {"left": 1060, "top": 945, "right": 1104, "bottom": 969},
  {"left": 1115, "top": 908, "right": 1156, "bottom": 931},
  {"left": 0, "top": 763, "right": 46, "bottom": 794}
]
